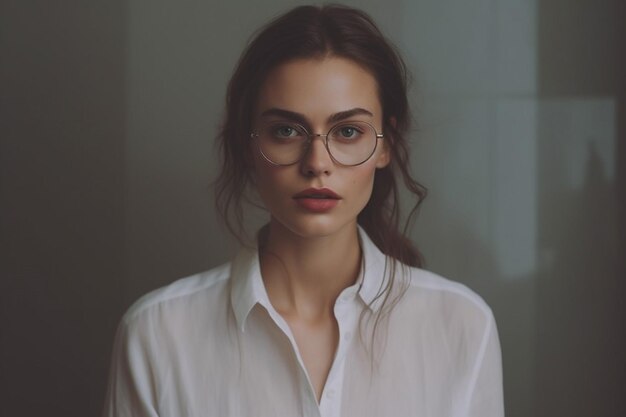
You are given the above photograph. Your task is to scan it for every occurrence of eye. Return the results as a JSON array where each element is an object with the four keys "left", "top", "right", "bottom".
[
  {"left": 271, "top": 124, "right": 301, "bottom": 138},
  {"left": 340, "top": 127, "right": 357, "bottom": 137},
  {"left": 335, "top": 124, "right": 364, "bottom": 140}
]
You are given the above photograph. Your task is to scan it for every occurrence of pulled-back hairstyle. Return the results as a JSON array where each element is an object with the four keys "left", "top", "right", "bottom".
[{"left": 215, "top": 5, "right": 427, "bottom": 332}]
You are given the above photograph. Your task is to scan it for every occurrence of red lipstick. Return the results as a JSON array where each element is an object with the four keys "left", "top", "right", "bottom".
[{"left": 293, "top": 188, "right": 341, "bottom": 212}]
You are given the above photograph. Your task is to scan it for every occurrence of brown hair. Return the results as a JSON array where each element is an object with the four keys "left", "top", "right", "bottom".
[{"left": 214, "top": 4, "right": 427, "bottom": 342}]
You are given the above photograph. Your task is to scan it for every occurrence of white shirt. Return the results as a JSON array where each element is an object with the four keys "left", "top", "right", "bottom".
[{"left": 103, "top": 227, "right": 504, "bottom": 417}]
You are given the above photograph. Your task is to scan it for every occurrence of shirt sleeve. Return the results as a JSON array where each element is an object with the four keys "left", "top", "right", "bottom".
[
  {"left": 466, "top": 310, "right": 505, "bottom": 417},
  {"left": 102, "top": 312, "right": 161, "bottom": 417}
]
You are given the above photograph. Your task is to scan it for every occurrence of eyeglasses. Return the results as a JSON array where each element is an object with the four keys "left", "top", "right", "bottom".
[{"left": 250, "top": 121, "right": 384, "bottom": 166}]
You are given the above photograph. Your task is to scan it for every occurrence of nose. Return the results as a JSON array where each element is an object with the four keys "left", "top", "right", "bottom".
[{"left": 300, "top": 135, "right": 333, "bottom": 177}]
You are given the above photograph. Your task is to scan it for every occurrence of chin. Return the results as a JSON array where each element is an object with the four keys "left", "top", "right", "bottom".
[{"left": 270, "top": 215, "right": 355, "bottom": 240}]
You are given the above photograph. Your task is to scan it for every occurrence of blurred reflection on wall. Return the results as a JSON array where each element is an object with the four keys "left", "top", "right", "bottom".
[{"left": 400, "top": 1, "right": 623, "bottom": 416}]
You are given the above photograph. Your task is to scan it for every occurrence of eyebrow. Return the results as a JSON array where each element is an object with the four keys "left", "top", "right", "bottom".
[{"left": 259, "top": 107, "right": 374, "bottom": 125}]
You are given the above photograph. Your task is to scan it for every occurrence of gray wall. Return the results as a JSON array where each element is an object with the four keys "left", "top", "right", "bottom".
[
  {"left": 1, "top": 1, "right": 126, "bottom": 416},
  {"left": 1, "top": 1, "right": 624, "bottom": 416}
]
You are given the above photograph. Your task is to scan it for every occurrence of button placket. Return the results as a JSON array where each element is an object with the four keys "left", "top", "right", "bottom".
[{"left": 320, "top": 293, "right": 358, "bottom": 417}]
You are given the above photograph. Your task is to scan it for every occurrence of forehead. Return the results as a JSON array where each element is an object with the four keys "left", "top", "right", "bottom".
[{"left": 255, "top": 57, "right": 382, "bottom": 122}]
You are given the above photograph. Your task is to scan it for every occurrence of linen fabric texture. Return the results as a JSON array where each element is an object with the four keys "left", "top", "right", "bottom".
[{"left": 103, "top": 227, "right": 504, "bottom": 417}]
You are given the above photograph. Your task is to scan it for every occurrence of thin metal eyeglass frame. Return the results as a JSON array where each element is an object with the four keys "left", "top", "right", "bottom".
[{"left": 249, "top": 121, "right": 384, "bottom": 167}]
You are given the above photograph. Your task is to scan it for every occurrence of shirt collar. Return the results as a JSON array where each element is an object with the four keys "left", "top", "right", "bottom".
[
  {"left": 229, "top": 225, "right": 389, "bottom": 332},
  {"left": 229, "top": 243, "right": 269, "bottom": 332}
]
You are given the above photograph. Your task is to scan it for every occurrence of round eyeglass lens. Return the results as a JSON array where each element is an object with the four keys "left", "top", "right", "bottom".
[
  {"left": 327, "top": 121, "right": 377, "bottom": 165},
  {"left": 257, "top": 124, "right": 309, "bottom": 165}
]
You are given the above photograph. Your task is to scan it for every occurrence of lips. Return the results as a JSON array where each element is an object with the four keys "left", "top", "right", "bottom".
[
  {"left": 293, "top": 188, "right": 340, "bottom": 212},
  {"left": 293, "top": 188, "right": 340, "bottom": 199}
]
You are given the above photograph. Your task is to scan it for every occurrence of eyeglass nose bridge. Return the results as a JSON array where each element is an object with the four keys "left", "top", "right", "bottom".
[
  {"left": 301, "top": 132, "right": 334, "bottom": 160},
  {"left": 307, "top": 132, "right": 329, "bottom": 140}
]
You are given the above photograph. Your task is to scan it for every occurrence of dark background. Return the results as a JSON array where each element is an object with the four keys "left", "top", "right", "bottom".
[{"left": 1, "top": 1, "right": 624, "bottom": 416}]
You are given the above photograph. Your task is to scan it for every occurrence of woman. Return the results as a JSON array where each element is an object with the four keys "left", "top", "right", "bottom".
[{"left": 103, "top": 5, "right": 503, "bottom": 417}]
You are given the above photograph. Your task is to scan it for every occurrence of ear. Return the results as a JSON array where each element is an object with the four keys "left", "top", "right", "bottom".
[
  {"left": 375, "top": 139, "right": 391, "bottom": 168},
  {"left": 375, "top": 116, "right": 395, "bottom": 168}
]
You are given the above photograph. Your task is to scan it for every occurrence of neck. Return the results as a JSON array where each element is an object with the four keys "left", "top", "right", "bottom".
[{"left": 259, "top": 219, "right": 361, "bottom": 320}]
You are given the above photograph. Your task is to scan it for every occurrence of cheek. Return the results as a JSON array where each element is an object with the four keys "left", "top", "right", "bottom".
[
  {"left": 350, "top": 170, "right": 375, "bottom": 189},
  {"left": 253, "top": 161, "right": 290, "bottom": 202},
  {"left": 348, "top": 164, "right": 378, "bottom": 205}
]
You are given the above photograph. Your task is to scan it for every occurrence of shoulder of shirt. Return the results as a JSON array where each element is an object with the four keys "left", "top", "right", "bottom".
[
  {"left": 121, "top": 261, "right": 232, "bottom": 325},
  {"left": 403, "top": 265, "right": 494, "bottom": 319}
]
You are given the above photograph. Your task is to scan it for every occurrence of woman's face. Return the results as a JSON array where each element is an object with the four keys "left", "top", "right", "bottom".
[{"left": 252, "top": 57, "right": 390, "bottom": 239}]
